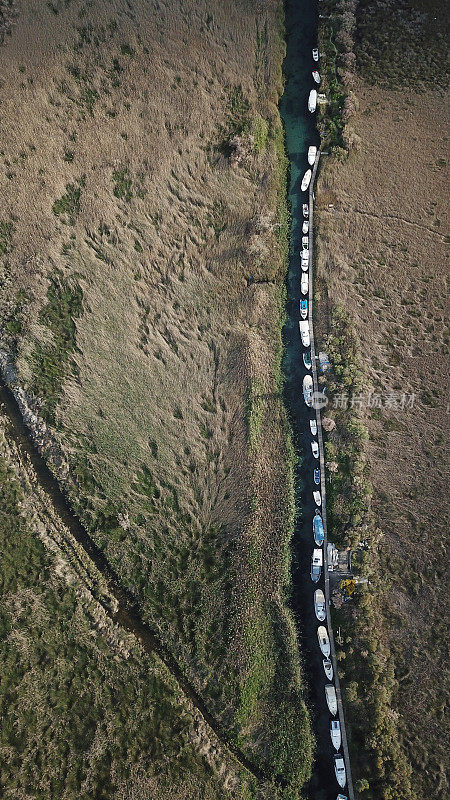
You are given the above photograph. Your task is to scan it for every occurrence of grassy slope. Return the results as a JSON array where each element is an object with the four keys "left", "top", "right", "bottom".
[
  {"left": 0, "top": 431, "right": 259, "bottom": 800},
  {"left": 315, "top": 1, "right": 449, "bottom": 798},
  {"left": 0, "top": 0, "right": 312, "bottom": 792}
]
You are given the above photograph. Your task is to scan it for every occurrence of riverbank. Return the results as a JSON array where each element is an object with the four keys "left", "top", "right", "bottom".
[{"left": 313, "top": 2, "right": 448, "bottom": 798}]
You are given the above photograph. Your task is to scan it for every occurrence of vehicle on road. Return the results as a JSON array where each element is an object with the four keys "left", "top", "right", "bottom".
[
  {"left": 301, "top": 272, "right": 308, "bottom": 295},
  {"left": 302, "top": 220, "right": 309, "bottom": 234},
  {"left": 301, "top": 250, "right": 309, "bottom": 270},
  {"left": 299, "top": 320, "right": 310, "bottom": 347},
  {"left": 312, "top": 70, "right": 320, "bottom": 84},
  {"left": 311, "top": 548, "right": 323, "bottom": 582},
  {"left": 313, "top": 512, "right": 324, "bottom": 545},
  {"left": 303, "top": 374, "right": 313, "bottom": 406},
  {"left": 311, "top": 440, "right": 319, "bottom": 458},
  {"left": 312, "top": 47, "right": 319, "bottom": 61},
  {"left": 302, "top": 235, "right": 309, "bottom": 248},
  {"left": 303, "top": 203, "right": 309, "bottom": 218},
  {"left": 314, "top": 468, "right": 320, "bottom": 485},
  {"left": 325, "top": 684, "right": 338, "bottom": 715},
  {"left": 301, "top": 168, "right": 312, "bottom": 191},
  {"left": 314, "top": 589, "right": 326, "bottom": 621},
  {"left": 308, "top": 89, "right": 317, "bottom": 112},
  {"left": 308, "top": 145, "right": 317, "bottom": 164},
  {"left": 300, "top": 299, "right": 308, "bottom": 320},
  {"left": 310, "top": 419, "right": 317, "bottom": 435},
  {"left": 313, "top": 490, "right": 321, "bottom": 506},
  {"left": 330, "top": 720, "right": 341, "bottom": 751},
  {"left": 334, "top": 754, "right": 346, "bottom": 788},
  {"left": 323, "top": 657, "right": 333, "bottom": 680},
  {"left": 317, "top": 625, "right": 330, "bottom": 656},
  {"left": 303, "top": 350, "right": 312, "bottom": 370}
]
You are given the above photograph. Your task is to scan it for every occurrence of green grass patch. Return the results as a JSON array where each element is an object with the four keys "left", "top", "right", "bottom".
[
  {"left": 30, "top": 272, "right": 83, "bottom": 422},
  {"left": 0, "top": 220, "right": 14, "bottom": 255},
  {"left": 112, "top": 167, "right": 133, "bottom": 201}
]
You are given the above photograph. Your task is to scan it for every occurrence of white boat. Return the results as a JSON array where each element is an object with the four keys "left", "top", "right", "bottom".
[
  {"left": 334, "top": 754, "right": 346, "bottom": 788},
  {"left": 301, "top": 168, "right": 312, "bottom": 191},
  {"left": 299, "top": 320, "right": 310, "bottom": 347},
  {"left": 313, "top": 490, "right": 321, "bottom": 506},
  {"left": 301, "top": 251, "right": 309, "bottom": 271},
  {"left": 301, "top": 272, "right": 308, "bottom": 295},
  {"left": 312, "top": 70, "right": 321, "bottom": 84},
  {"left": 303, "top": 374, "right": 313, "bottom": 406},
  {"left": 323, "top": 657, "right": 333, "bottom": 680},
  {"left": 302, "top": 203, "right": 309, "bottom": 218},
  {"left": 302, "top": 220, "right": 309, "bottom": 234},
  {"left": 310, "top": 419, "right": 317, "bottom": 435},
  {"left": 311, "top": 548, "right": 323, "bottom": 582},
  {"left": 300, "top": 299, "right": 308, "bottom": 320},
  {"left": 308, "top": 89, "right": 317, "bottom": 113},
  {"left": 317, "top": 625, "right": 330, "bottom": 657},
  {"left": 312, "top": 48, "right": 319, "bottom": 62},
  {"left": 330, "top": 720, "right": 341, "bottom": 751},
  {"left": 325, "top": 684, "right": 338, "bottom": 715},
  {"left": 337, "top": 795, "right": 348, "bottom": 800},
  {"left": 302, "top": 235, "right": 309, "bottom": 248},
  {"left": 308, "top": 145, "right": 317, "bottom": 165},
  {"left": 314, "top": 589, "right": 326, "bottom": 621}
]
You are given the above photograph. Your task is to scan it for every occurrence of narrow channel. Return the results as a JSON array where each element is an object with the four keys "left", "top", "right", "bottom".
[{"left": 280, "top": 2, "right": 339, "bottom": 799}]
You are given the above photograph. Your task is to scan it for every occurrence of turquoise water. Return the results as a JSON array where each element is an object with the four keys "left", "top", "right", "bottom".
[{"left": 279, "top": 3, "right": 339, "bottom": 798}]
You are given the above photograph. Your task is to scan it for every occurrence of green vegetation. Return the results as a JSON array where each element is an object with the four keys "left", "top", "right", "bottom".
[
  {"left": 30, "top": 272, "right": 83, "bottom": 422},
  {"left": 320, "top": 306, "right": 414, "bottom": 798},
  {"left": 0, "top": 453, "right": 252, "bottom": 800},
  {"left": 245, "top": 380, "right": 265, "bottom": 450},
  {"left": 356, "top": 0, "right": 449, "bottom": 88},
  {"left": 112, "top": 167, "right": 133, "bottom": 201},
  {"left": 52, "top": 179, "right": 84, "bottom": 223},
  {"left": 0, "top": 220, "right": 14, "bottom": 255},
  {"left": 218, "top": 85, "right": 252, "bottom": 156}
]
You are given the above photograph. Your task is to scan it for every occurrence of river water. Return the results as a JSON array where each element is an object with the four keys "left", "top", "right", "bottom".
[{"left": 280, "top": 2, "right": 340, "bottom": 799}]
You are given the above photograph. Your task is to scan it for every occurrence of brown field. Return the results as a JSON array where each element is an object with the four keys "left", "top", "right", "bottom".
[
  {"left": 0, "top": 0, "right": 312, "bottom": 795},
  {"left": 315, "top": 58, "right": 449, "bottom": 800}
]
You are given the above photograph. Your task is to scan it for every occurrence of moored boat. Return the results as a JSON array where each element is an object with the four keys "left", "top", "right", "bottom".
[
  {"left": 314, "top": 589, "right": 326, "bottom": 621},
  {"left": 303, "top": 374, "right": 313, "bottom": 406},
  {"left": 301, "top": 168, "right": 312, "bottom": 191},
  {"left": 302, "top": 220, "right": 309, "bottom": 234},
  {"left": 313, "top": 512, "right": 324, "bottom": 545},
  {"left": 330, "top": 719, "right": 341, "bottom": 751},
  {"left": 301, "top": 272, "right": 308, "bottom": 295},
  {"left": 308, "top": 145, "right": 317, "bottom": 165},
  {"left": 317, "top": 625, "right": 330, "bottom": 657},
  {"left": 302, "top": 203, "right": 309, "bottom": 217},
  {"left": 308, "top": 89, "right": 317, "bottom": 112},
  {"left": 312, "top": 70, "right": 321, "bottom": 84},
  {"left": 325, "top": 684, "right": 338, "bottom": 715},
  {"left": 334, "top": 754, "right": 346, "bottom": 788},
  {"left": 323, "top": 657, "right": 333, "bottom": 680}
]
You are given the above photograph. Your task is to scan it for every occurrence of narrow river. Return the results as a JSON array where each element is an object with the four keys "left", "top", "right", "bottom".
[{"left": 280, "top": 2, "right": 340, "bottom": 799}]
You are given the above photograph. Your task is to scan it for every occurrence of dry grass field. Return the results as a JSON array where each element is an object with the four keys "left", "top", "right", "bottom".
[
  {"left": 0, "top": 0, "right": 312, "bottom": 795},
  {"left": 314, "top": 2, "right": 449, "bottom": 797}
]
